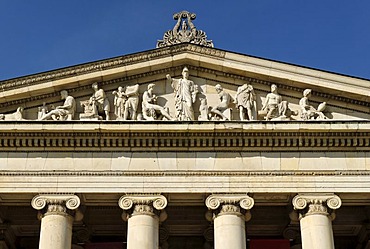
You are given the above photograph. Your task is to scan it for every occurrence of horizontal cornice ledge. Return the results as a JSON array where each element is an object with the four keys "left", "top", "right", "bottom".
[{"left": 2, "top": 170, "right": 370, "bottom": 177}]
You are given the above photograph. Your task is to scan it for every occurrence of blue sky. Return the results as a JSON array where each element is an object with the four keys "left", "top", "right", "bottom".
[{"left": 1, "top": 1, "right": 370, "bottom": 80}]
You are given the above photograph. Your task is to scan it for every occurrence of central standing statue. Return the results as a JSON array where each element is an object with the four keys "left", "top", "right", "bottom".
[{"left": 166, "top": 67, "right": 198, "bottom": 121}]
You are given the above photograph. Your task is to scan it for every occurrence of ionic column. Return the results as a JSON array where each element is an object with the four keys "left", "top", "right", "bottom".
[
  {"left": 31, "top": 194, "right": 82, "bottom": 249},
  {"left": 292, "top": 194, "right": 342, "bottom": 249},
  {"left": 119, "top": 195, "right": 168, "bottom": 249},
  {"left": 205, "top": 194, "right": 254, "bottom": 249}
]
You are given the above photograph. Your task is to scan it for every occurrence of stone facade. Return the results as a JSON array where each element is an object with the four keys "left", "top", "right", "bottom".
[{"left": 0, "top": 17, "right": 369, "bottom": 248}]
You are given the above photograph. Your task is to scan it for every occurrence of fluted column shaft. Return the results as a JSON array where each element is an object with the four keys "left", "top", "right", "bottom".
[
  {"left": 31, "top": 194, "right": 81, "bottom": 249},
  {"left": 119, "top": 195, "right": 167, "bottom": 249},
  {"left": 293, "top": 194, "right": 342, "bottom": 249},
  {"left": 206, "top": 194, "right": 254, "bottom": 249}
]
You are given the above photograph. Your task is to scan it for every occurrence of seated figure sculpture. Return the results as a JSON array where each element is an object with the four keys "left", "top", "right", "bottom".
[
  {"left": 299, "top": 89, "right": 327, "bottom": 120},
  {"left": 234, "top": 83, "right": 256, "bottom": 120},
  {"left": 211, "top": 84, "right": 231, "bottom": 120},
  {"left": 90, "top": 82, "right": 110, "bottom": 120},
  {"left": 39, "top": 90, "right": 76, "bottom": 121},
  {"left": 142, "top": 83, "right": 173, "bottom": 120},
  {"left": 260, "top": 84, "right": 293, "bottom": 120}
]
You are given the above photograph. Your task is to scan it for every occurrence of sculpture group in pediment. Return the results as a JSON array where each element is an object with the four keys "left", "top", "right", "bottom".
[
  {"left": 234, "top": 84, "right": 257, "bottom": 121},
  {"left": 2, "top": 66, "right": 335, "bottom": 122},
  {"left": 259, "top": 84, "right": 296, "bottom": 121},
  {"left": 166, "top": 67, "right": 199, "bottom": 121},
  {"left": 0, "top": 107, "right": 25, "bottom": 121},
  {"left": 142, "top": 83, "right": 173, "bottom": 121},
  {"left": 38, "top": 90, "right": 76, "bottom": 121},
  {"left": 299, "top": 89, "right": 328, "bottom": 120},
  {"left": 210, "top": 84, "right": 232, "bottom": 121}
]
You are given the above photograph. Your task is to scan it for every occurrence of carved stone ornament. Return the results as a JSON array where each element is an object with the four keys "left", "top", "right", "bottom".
[
  {"left": 206, "top": 194, "right": 254, "bottom": 210},
  {"left": 31, "top": 194, "right": 81, "bottom": 218},
  {"left": 118, "top": 195, "right": 168, "bottom": 220},
  {"left": 205, "top": 194, "right": 254, "bottom": 220},
  {"left": 157, "top": 11, "right": 214, "bottom": 48},
  {"left": 292, "top": 194, "right": 342, "bottom": 219}
]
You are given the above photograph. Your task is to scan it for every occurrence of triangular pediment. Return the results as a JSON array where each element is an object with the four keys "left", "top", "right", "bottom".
[{"left": 0, "top": 43, "right": 369, "bottom": 121}]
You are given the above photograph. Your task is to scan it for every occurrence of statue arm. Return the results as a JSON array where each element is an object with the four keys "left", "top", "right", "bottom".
[
  {"left": 262, "top": 94, "right": 270, "bottom": 110},
  {"left": 166, "top": 74, "right": 173, "bottom": 82},
  {"left": 57, "top": 97, "right": 74, "bottom": 110},
  {"left": 191, "top": 83, "right": 198, "bottom": 103}
]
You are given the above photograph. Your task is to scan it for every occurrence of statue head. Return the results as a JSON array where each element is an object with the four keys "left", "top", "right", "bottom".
[
  {"left": 148, "top": 83, "right": 155, "bottom": 92},
  {"left": 215, "top": 84, "right": 223, "bottom": 93},
  {"left": 271, "top": 84, "right": 277, "bottom": 93},
  {"left": 303, "top": 89, "right": 312, "bottom": 97},
  {"left": 182, "top": 67, "right": 189, "bottom": 79},
  {"left": 60, "top": 90, "right": 68, "bottom": 100},
  {"left": 118, "top": 86, "right": 124, "bottom": 92},
  {"left": 92, "top": 82, "right": 99, "bottom": 90}
]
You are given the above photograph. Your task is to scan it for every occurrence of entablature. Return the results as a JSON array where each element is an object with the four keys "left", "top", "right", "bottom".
[{"left": 0, "top": 121, "right": 369, "bottom": 152}]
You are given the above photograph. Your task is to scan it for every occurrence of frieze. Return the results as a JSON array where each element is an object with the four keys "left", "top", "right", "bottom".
[{"left": 0, "top": 123, "right": 369, "bottom": 152}]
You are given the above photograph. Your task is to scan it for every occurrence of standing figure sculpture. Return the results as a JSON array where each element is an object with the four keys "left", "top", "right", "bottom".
[
  {"left": 112, "top": 86, "right": 127, "bottom": 120},
  {"left": 166, "top": 67, "right": 199, "bottom": 121},
  {"left": 260, "top": 84, "right": 291, "bottom": 120},
  {"left": 198, "top": 98, "right": 209, "bottom": 121},
  {"left": 211, "top": 84, "right": 231, "bottom": 120},
  {"left": 90, "top": 82, "right": 110, "bottom": 120},
  {"left": 123, "top": 84, "right": 139, "bottom": 120},
  {"left": 39, "top": 90, "right": 76, "bottom": 121},
  {"left": 142, "top": 83, "right": 173, "bottom": 120},
  {"left": 234, "top": 84, "right": 256, "bottom": 120},
  {"left": 299, "top": 89, "right": 327, "bottom": 120}
]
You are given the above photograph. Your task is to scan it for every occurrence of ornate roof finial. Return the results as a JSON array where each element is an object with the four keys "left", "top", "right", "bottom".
[{"left": 156, "top": 11, "right": 214, "bottom": 48}]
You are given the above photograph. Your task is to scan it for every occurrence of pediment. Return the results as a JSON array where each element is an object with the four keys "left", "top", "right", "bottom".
[{"left": 0, "top": 43, "right": 369, "bottom": 121}]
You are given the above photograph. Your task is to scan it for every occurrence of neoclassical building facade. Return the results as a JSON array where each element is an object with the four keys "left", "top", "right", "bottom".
[{"left": 0, "top": 11, "right": 370, "bottom": 249}]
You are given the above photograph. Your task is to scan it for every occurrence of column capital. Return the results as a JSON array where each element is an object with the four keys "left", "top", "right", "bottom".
[
  {"left": 292, "top": 194, "right": 341, "bottom": 218},
  {"left": 119, "top": 194, "right": 168, "bottom": 221},
  {"left": 205, "top": 194, "right": 254, "bottom": 211},
  {"left": 31, "top": 194, "right": 81, "bottom": 219},
  {"left": 118, "top": 194, "right": 167, "bottom": 211},
  {"left": 205, "top": 194, "right": 254, "bottom": 221}
]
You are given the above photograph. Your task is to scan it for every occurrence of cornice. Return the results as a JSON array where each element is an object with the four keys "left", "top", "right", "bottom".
[
  {"left": 0, "top": 44, "right": 225, "bottom": 92},
  {"left": 2, "top": 170, "right": 370, "bottom": 177},
  {"left": 0, "top": 121, "right": 369, "bottom": 152}
]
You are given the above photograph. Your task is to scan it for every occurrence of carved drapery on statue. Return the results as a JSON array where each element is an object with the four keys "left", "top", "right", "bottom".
[
  {"left": 166, "top": 67, "right": 199, "bottom": 121},
  {"left": 157, "top": 11, "right": 214, "bottom": 48}
]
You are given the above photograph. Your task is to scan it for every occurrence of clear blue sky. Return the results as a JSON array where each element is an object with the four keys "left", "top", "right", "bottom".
[{"left": 1, "top": 1, "right": 370, "bottom": 80}]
